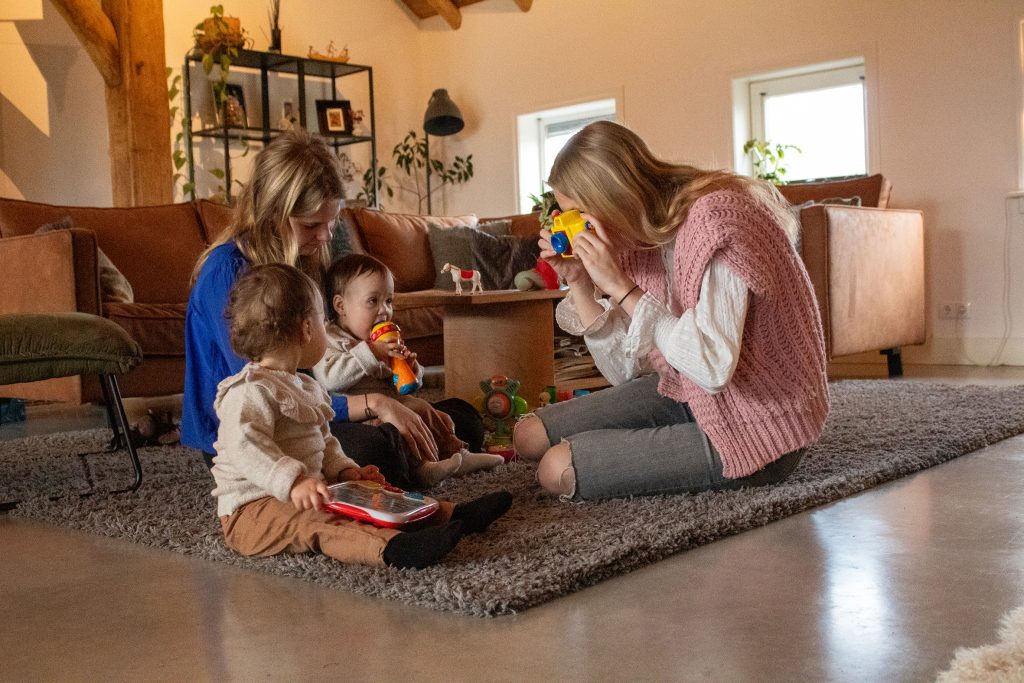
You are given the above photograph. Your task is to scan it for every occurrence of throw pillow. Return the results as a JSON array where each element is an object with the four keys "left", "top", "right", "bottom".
[
  {"left": 471, "top": 233, "right": 541, "bottom": 290},
  {"left": 427, "top": 223, "right": 479, "bottom": 290},
  {"left": 349, "top": 208, "right": 477, "bottom": 291},
  {"left": 35, "top": 217, "right": 134, "bottom": 303},
  {"left": 477, "top": 218, "right": 512, "bottom": 236},
  {"left": 329, "top": 213, "right": 364, "bottom": 259}
]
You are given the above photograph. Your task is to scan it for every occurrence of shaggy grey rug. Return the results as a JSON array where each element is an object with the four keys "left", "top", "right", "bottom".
[{"left": 4, "top": 381, "right": 1024, "bottom": 617}]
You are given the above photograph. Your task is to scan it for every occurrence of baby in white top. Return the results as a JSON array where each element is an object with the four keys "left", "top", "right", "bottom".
[{"left": 314, "top": 254, "right": 503, "bottom": 486}]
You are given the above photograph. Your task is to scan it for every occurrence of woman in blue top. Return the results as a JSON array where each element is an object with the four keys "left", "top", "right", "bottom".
[{"left": 182, "top": 130, "right": 470, "bottom": 485}]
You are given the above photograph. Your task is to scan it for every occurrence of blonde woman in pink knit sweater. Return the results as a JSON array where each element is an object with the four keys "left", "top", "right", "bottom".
[{"left": 513, "top": 121, "right": 829, "bottom": 500}]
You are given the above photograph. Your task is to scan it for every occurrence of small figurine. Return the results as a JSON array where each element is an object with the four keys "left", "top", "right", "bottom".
[
  {"left": 308, "top": 40, "right": 350, "bottom": 63},
  {"left": 441, "top": 262, "right": 483, "bottom": 295},
  {"left": 514, "top": 257, "right": 560, "bottom": 291},
  {"left": 351, "top": 109, "right": 367, "bottom": 136}
]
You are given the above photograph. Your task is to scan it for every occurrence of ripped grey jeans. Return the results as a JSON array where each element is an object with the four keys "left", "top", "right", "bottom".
[{"left": 529, "top": 374, "right": 804, "bottom": 501}]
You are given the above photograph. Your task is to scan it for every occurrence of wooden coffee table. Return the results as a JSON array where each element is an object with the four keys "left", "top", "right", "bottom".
[{"left": 394, "top": 288, "right": 566, "bottom": 406}]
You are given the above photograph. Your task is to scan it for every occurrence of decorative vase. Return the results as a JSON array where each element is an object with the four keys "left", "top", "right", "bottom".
[{"left": 269, "top": 27, "right": 282, "bottom": 53}]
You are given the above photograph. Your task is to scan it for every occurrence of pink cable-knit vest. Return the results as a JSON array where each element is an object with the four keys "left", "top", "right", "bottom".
[{"left": 621, "top": 189, "right": 829, "bottom": 478}]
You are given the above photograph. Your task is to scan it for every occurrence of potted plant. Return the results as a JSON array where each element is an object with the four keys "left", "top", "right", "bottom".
[
  {"left": 743, "top": 138, "right": 801, "bottom": 185},
  {"left": 388, "top": 130, "right": 473, "bottom": 214},
  {"left": 192, "top": 5, "right": 249, "bottom": 119}
]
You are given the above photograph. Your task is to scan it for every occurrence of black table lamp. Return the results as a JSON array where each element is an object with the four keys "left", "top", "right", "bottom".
[{"left": 423, "top": 89, "right": 464, "bottom": 214}]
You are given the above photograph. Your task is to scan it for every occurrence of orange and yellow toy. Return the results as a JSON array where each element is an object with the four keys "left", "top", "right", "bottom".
[
  {"left": 369, "top": 321, "right": 421, "bottom": 395},
  {"left": 549, "top": 209, "right": 592, "bottom": 258}
]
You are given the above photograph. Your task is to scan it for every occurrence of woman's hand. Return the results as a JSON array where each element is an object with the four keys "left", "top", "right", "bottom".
[
  {"left": 338, "top": 464, "right": 386, "bottom": 485},
  {"left": 366, "top": 393, "right": 439, "bottom": 462},
  {"left": 289, "top": 474, "right": 329, "bottom": 511},
  {"left": 568, "top": 216, "right": 634, "bottom": 300},
  {"left": 539, "top": 228, "right": 589, "bottom": 288}
]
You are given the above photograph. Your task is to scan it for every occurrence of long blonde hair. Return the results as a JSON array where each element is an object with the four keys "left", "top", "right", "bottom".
[
  {"left": 191, "top": 129, "right": 344, "bottom": 284},
  {"left": 547, "top": 121, "right": 797, "bottom": 246}
]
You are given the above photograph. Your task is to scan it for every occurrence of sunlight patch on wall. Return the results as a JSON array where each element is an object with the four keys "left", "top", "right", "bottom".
[
  {"left": 0, "top": 0, "right": 42, "bottom": 21},
  {"left": 0, "top": 167, "right": 25, "bottom": 199},
  {"left": 0, "top": 22, "right": 50, "bottom": 135}
]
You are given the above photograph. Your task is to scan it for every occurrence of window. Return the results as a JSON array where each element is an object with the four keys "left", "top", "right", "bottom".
[
  {"left": 516, "top": 99, "right": 616, "bottom": 213},
  {"left": 741, "top": 60, "right": 867, "bottom": 182}
]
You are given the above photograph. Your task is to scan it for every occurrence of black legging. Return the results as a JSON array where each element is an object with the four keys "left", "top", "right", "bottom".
[
  {"left": 331, "top": 397, "right": 484, "bottom": 490},
  {"left": 205, "top": 398, "right": 485, "bottom": 491}
]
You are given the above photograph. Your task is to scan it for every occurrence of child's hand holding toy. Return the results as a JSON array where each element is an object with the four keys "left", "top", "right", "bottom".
[
  {"left": 290, "top": 474, "right": 330, "bottom": 511},
  {"left": 338, "top": 464, "right": 387, "bottom": 485}
]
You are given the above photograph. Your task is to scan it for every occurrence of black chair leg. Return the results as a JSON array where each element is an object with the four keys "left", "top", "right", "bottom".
[
  {"left": 0, "top": 375, "right": 142, "bottom": 511},
  {"left": 100, "top": 374, "right": 143, "bottom": 494},
  {"left": 98, "top": 375, "right": 125, "bottom": 450},
  {"left": 881, "top": 348, "right": 903, "bottom": 378}
]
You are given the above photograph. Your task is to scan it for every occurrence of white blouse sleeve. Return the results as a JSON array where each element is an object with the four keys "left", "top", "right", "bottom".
[{"left": 557, "top": 255, "right": 749, "bottom": 393}]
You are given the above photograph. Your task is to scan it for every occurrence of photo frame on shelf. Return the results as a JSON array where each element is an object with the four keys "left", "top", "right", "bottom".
[
  {"left": 316, "top": 99, "right": 353, "bottom": 135},
  {"left": 278, "top": 99, "right": 299, "bottom": 131},
  {"left": 214, "top": 83, "right": 248, "bottom": 128}
]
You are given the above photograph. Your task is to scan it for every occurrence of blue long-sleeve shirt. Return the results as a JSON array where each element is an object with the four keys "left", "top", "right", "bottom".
[{"left": 181, "top": 242, "right": 349, "bottom": 453}]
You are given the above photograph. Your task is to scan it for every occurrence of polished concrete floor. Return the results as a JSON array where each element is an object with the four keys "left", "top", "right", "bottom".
[{"left": 2, "top": 366, "right": 1024, "bottom": 681}]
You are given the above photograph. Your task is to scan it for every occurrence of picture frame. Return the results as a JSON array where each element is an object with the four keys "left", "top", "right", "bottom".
[
  {"left": 278, "top": 98, "right": 299, "bottom": 131},
  {"left": 215, "top": 83, "right": 247, "bottom": 128},
  {"left": 316, "top": 99, "right": 353, "bottom": 135}
]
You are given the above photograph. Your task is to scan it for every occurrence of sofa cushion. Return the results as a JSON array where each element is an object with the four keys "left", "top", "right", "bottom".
[
  {"left": 103, "top": 302, "right": 187, "bottom": 357},
  {"left": 349, "top": 208, "right": 478, "bottom": 292},
  {"left": 0, "top": 197, "right": 207, "bottom": 304},
  {"left": 35, "top": 217, "right": 135, "bottom": 304},
  {"left": 777, "top": 174, "right": 890, "bottom": 208},
  {"left": 330, "top": 209, "right": 366, "bottom": 258},
  {"left": 483, "top": 212, "right": 542, "bottom": 238},
  {"left": 472, "top": 233, "right": 540, "bottom": 290},
  {"left": 427, "top": 223, "right": 478, "bottom": 290}
]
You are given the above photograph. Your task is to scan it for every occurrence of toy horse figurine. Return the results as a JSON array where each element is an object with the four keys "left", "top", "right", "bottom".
[{"left": 441, "top": 263, "right": 483, "bottom": 295}]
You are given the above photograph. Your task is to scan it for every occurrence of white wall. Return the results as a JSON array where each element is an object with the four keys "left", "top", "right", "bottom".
[
  {"left": 2, "top": 0, "right": 1023, "bottom": 367},
  {"left": 0, "top": 1, "right": 109, "bottom": 205}
]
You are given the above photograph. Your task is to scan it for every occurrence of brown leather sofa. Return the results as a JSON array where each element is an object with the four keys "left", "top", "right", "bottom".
[
  {"left": 0, "top": 173, "right": 922, "bottom": 404},
  {"left": 0, "top": 197, "right": 534, "bottom": 403},
  {"left": 0, "top": 198, "right": 233, "bottom": 403},
  {"left": 778, "top": 174, "right": 925, "bottom": 376}
]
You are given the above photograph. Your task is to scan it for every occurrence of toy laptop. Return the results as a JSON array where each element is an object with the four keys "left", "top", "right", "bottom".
[{"left": 323, "top": 481, "right": 439, "bottom": 528}]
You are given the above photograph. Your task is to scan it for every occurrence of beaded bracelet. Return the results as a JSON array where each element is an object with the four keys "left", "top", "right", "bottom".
[{"left": 617, "top": 284, "right": 640, "bottom": 306}]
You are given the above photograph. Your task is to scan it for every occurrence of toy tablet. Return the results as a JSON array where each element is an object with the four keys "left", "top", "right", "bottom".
[{"left": 323, "top": 481, "right": 439, "bottom": 528}]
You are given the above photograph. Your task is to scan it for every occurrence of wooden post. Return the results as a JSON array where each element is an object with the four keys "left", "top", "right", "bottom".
[
  {"left": 426, "top": 0, "right": 462, "bottom": 30},
  {"left": 51, "top": 0, "right": 172, "bottom": 207}
]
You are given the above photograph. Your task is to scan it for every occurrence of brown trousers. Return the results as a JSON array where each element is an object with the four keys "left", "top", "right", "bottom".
[
  {"left": 220, "top": 495, "right": 455, "bottom": 567},
  {"left": 367, "top": 395, "right": 465, "bottom": 468}
]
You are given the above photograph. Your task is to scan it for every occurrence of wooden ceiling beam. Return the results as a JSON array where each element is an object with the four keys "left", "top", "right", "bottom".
[
  {"left": 50, "top": 0, "right": 121, "bottom": 87},
  {"left": 402, "top": 0, "right": 531, "bottom": 29},
  {"left": 426, "top": 0, "right": 461, "bottom": 29}
]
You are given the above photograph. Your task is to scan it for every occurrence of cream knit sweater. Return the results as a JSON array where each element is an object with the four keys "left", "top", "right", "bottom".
[{"left": 211, "top": 363, "right": 359, "bottom": 516}]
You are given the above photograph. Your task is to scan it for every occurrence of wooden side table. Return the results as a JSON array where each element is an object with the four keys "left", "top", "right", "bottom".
[{"left": 394, "top": 288, "right": 566, "bottom": 406}]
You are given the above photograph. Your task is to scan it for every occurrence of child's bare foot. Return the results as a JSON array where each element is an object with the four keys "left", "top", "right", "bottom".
[
  {"left": 414, "top": 451, "right": 462, "bottom": 487},
  {"left": 456, "top": 449, "right": 505, "bottom": 476}
]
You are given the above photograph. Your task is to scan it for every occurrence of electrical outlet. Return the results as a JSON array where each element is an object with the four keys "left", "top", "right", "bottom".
[{"left": 938, "top": 302, "right": 971, "bottom": 320}]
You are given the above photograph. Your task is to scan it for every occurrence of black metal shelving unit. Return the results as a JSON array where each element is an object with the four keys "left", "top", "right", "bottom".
[{"left": 182, "top": 48, "right": 377, "bottom": 203}]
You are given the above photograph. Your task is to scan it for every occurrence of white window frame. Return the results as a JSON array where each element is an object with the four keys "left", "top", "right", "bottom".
[
  {"left": 516, "top": 98, "right": 617, "bottom": 213},
  {"left": 733, "top": 57, "right": 875, "bottom": 181}
]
